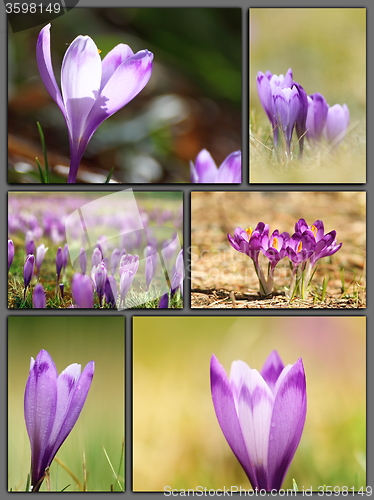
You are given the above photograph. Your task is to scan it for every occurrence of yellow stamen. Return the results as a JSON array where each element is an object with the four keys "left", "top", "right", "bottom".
[
  {"left": 245, "top": 227, "right": 253, "bottom": 236},
  {"left": 297, "top": 241, "right": 303, "bottom": 252},
  {"left": 272, "top": 237, "right": 278, "bottom": 250},
  {"left": 98, "top": 49, "right": 102, "bottom": 54},
  {"left": 311, "top": 224, "right": 317, "bottom": 237}
]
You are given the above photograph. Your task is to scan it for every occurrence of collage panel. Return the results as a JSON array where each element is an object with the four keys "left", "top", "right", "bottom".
[
  {"left": 8, "top": 191, "right": 183, "bottom": 309},
  {"left": 8, "top": 316, "right": 125, "bottom": 492},
  {"left": 132, "top": 316, "right": 366, "bottom": 492},
  {"left": 191, "top": 191, "right": 366, "bottom": 309},
  {"left": 8, "top": 7, "right": 242, "bottom": 184},
  {"left": 249, "top": 7, "right": 366, "bottom": 184}
]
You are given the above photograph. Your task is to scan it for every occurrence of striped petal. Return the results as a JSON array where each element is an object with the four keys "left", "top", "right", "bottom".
[{"left": 260, "top": 350, "right": 284, "bottom": 394}]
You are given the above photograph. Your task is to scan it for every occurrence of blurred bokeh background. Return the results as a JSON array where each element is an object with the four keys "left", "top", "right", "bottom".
[
  {"left": 8, "top": 316, "right": 124, "bottom": 491},
  {"left": 133, "top": 316, "right": 366, "bottom": 491},
  {"left": 8, "top": 8, "right": 241, "bottom": 183},
  {"left": 250, "top": 8, "right": 366, "bottom": 183}
]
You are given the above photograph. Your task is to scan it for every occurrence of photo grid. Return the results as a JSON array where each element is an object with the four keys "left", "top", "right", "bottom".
[{"left": 5, "top": 2, "right": 369, "bottom": 496}]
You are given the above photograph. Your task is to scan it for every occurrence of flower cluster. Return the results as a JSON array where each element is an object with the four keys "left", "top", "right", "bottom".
[
  {"left": 256, "top": 68, "right": 350, "bottom": 155},
  {"left": 210, "top": 351, "right": 306, "bottom": 491},
  {"left": 228, "top": 218, "right": 342, "bottom": 298}
]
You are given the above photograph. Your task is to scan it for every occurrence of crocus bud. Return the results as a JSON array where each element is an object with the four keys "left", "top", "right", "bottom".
[
  {"left": 158, "top": 293, "right": 169, "bottom": 308},
  {"left": 91, "top": 247, "right": 102, "bottom": 267},
  {"left": 35, "top": 244, "right": 49, "bottom": 274},
  {"left": 62, "top": 243, "right": 69, "bottom": 270},
  {"left": 24, "top": 254, "right": 35, "bottom": 289},
  {"left": 104, "top": 276, "right": 117, "bottom": 308},
  {"left": 210, "top": 351, "right": 306, "bottom": 491},
  {"left": 272, "top": 85, "right": 301, "bottom": 154},
  {"left": 324, "top": 104, "right": 350, "bottom": 145},
  {"left": 56, "top": 247, "right": 63, "bottom": 279},
  {"left": 72, "top": 273, "right": 94, "bottom": 308},
  {"left": 110, "top": 248, "right": 121, "bottom": 276},
  {"left": 8, "top": 239, "right": 14, "bottom": 271},
  {"left": 33, "top": 283, "right": 46, "bottom": 308},
  {"left": 305, "top": 93, "right": 328, "bottom": 142},
  {"left": 24, "top": 349, "right": 94, "bottom": 490},
  {"left": 25, "top": 231, "right": 36, "bottom": 256},
  {"left": 93, "top": 262, "right": 107, "bottom": 306}
]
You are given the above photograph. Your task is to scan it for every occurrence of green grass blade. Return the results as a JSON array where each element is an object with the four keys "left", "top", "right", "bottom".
[
  {"left": 36, "top": 122, "right": 50, "bottom": 183},
  {"left": 35, "top": 157, "right": 46, "bottom": 183},
  {"left": 105, "top": 167, "right": 114, "bottom": 184}
]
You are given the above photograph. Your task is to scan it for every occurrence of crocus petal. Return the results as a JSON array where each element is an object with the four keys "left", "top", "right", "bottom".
[
  {"left": 46, "top": 361, "right": 94, "bottom": 463},
  {"left": 210, "top": 356, "right": 254, "bottom": 485},
  {"left": 268, "top": 359, "right": 307, "bottom": 490},
  {"left": 100, "top": 43, "right": 134, "bottom": 89},
  {"left": 24, "top": 350, "right": 58, "bottom": 489},
  {"left": 82, "top": 49, "right": 153, "bottom": 144},
  {"left": 260, "top": 350, "right": 284, "bottom": 394},
  {"left": 234, "top": 365, "right": 274, "bottom": 489},
  {"left": 191, "top": 149, "right": 218, "bottom": 183},
  {"left": 61, "top": 35, "right": 102, "bottom": 143},
  {"left": 36, "top": 24, "right": 66, "bottom": 120},
  {"left": 216, "top": 151, "right": 242, "bottom": 183}
]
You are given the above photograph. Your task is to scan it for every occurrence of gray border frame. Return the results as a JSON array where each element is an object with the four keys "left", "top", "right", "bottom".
[{"left": 3, "top": 0, "right": 372, "bottom": 497}]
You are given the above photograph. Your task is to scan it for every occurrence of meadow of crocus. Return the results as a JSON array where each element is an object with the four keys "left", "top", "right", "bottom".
[
  {"left": 8, "top": 192, "right": 183, "bottom": 309},
  {"left": 250, "top": 8, "right": 366, "bottom": 183},
  {"left": 133, "top": 316, "right": 366, "bottom": 491},
  {"left": 8, "top": 316, "right": 124, "bottom": 492}
]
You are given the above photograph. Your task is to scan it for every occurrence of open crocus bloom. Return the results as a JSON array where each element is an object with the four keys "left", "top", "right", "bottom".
[
  {"left": 190, "top": 149, "right": 242, "bottom": 183},
  {"left": 37, "top": 24, "right": 154, "bottom": 183},
  {"left": 210, "top": 351, "right": 306, "bottom": 491},
  {"left": 24, "top": 350, "right": 94, "bottom": 491}
]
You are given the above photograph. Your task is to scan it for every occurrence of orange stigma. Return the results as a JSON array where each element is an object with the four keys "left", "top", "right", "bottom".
[
  {"left": 311, "top": 224, "right": 317, "bottom": 237},
  {"left": 245, "top": 227, "right": 253, "bottom": 236},
  {"left": 297, "top": 241, "right": 303, "bottom": 252},
  {"left": 272, "top": 237, "right": 279, "bottom": 250}
]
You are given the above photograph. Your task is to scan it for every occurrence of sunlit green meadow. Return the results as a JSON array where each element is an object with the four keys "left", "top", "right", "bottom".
[
  {"left": 133, "top": 316, "right": 366, "bottom": 491},
  {"left": 8, "top": 317, "right": 125, "bottom": 492},
  {"left": 250, "top": 8, "right": 366, "bottom": 183}
]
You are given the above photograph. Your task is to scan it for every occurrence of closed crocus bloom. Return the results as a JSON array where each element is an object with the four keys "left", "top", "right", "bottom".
[
  {"left": 110, "top": 248, "right": 121, "bottom": 276},
  {"left": 91, "top": 247, "right": 102, "bottom": 268},
  {"left": 35, "top": 244, "right": 49, "bottom": 274},
  {"left": 158, "top": 292, "right": 169, "bottom": 308},
  {"left": 8, "top": 239, "right": 14, "bottom": 271},
  {"left": 272, "top": 85, "right": 301, "bottom": 154},
  {"left": 119, "top": 253, "right": 139, "bottom": 277},
  {"left": 104, "top": 276, "right": 117, "bottom": 308},
  {"left": 210, "top": 351, "right": 306, "bottom": 491},
  {"left": 56, "top": 247, "right": 63, "bottom": 279},
  {"left": 72, "top": 273, "right": 94, "bottom": 308},
  {"left": 93, "top": 262, "right": 107, "bottom": 306},
  {"left": 33, "top": 283, "right": 46, "bottom": 308},
  {"left": 305, "top": 93, "right": 328, "bottom": 142},
  {"left": 324, "top": 104, "right": 350, "bottom": 145},
  {"left": 37, "top": 24, "right": 154, "bottom": 183},
  {"left": 79, "top": 247, "right": 87, "bottom": 274},
  {"left": 190, "top": 150, "right": 242, "bottom": 183},
  {"left": 24, "top": 350, "right": 94, "bottom": 491},
  {"left": 293, "top": 83, "right": 308, "bottom": 156},
  {"left": 24, "top": 254, "right": 35, "bottom": 289}
]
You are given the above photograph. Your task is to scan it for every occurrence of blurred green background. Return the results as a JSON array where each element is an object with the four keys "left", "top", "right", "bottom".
[
  {"left": 250, "top": 8, "right": 366, "bottom": 183},
  {"left": 133, "top": 316, "right": 366, "bottom": 491},
  {"left": 8, "top": 8, "right": 241, "bottom": 183},
  {"left": 8, "top": 316, "right": 124, "bottom": 491}
]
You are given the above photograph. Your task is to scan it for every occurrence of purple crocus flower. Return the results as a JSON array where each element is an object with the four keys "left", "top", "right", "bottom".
[
  {"left": 324, "top": 104, "right": 350, "bottom": 145},
  {"left": 36, "top": 23, "right": 154, "bottom": 183},
  {"left": 144, "top": 245, "right": 158, "bottom": 291},
  {"left": 210, "top": 351, "right": 306, "bottom": 491},
  {"left": 62, "top": 243, "right": 69, "bottom": 270},
  {"left": 92, "top": 262, "right": 107, "bottom": 307},
  {"left": 33, "top": 283, "right": 46, "bottom": 309},
  {"left": 293, "top": 83, "right": 308, "bottom": 157},
  {"left": 79, "top": 247, "right": 87, "bottom": 274},
  {"left": 310, "top": 230, "right": 342, "bottom": 266},
  {"left": 119, "top": 254, "right": 139, "bottom": 305},
  {"left": 256, "top": 68, "right": 293, "bottom": 147},
  {"left": 24, "top": 254, "right": 35, "bottom": 290},
  {"left": 56, "top": 247, "right": 63, "bottom": 282},
  {"left": 104, "top": 276, "right": 118, "bottom": 308},
  {"left": 190, "top": 149, "right": 242, "bottom": 183},
  {"left": 272, "top": 85, "right": 302, "bottom": 154},
  {"left": 24, "top": 349, "right": 94, "bottom": 491},
  {"left": 158, "top": 292, "right": 169, "bottom": 308},
  {"left": 110, "top": 248, "right": 121, "bottom": 276},
  {"left": 8, "top": 239, "right": 14, "bottom": 271},
  {"left": 71, "top": 273, "right": 94, "bottom": 308},
  {"left": 305, "top": 93, "right": 328, "bottom": 142},
  {"left": 25, "top": 231, "right": 36, "bottom": 257},
  {"left": 91, "top": 247, "right": 102, "bottom": 268},
  {"left": 35, "top": 244, "right": 49, "bottom": 276}
]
